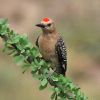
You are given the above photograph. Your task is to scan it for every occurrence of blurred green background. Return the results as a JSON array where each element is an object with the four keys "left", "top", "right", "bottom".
[{"left": 0, "top": 0, "right": 100, "bottom": 100}]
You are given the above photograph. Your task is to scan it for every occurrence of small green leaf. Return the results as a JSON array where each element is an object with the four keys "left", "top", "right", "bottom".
[
  {"left": 0, "top": 32, "right": 6, "bottom": 35},
  {"left": 55, "top": 87, "right": 60, "bottom": 93},
  {"left": 32, "top": 65, "right": 38, "bottom": 72},
  {"left": 12, "top": 35, "right": 20, "bottom": 43},
  {"left": 31, "top": 69, "right": 38, "bottom": 75},
  {"left": 39, "top": 60, "right": 45, "bottom": 66},
  {"left": 0, "top": 19, "right": 8, "bottom": 25},
  {"left": 14, "top": 55, "right": 25, "bottom": 65},
  {"left": 51, "top": 76, "right": 58, "bottom": 82},
  {"left": 39, "top": 84, "right": 47, "bottom": 90},
  {"left": 41, "top": 78, "right": 48, "bottom": 86}
]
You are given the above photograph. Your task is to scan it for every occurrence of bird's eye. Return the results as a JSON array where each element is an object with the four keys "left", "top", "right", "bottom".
[{"left": 47, "top": 23, "right": 51, "bottom": 26}]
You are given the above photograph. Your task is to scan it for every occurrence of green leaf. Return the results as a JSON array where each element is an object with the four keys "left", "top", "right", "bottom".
[
  {"left": 32, "top": 64, "right": 38, "bottom": 72},
  {"left": 31, "top": 69, "right": 38, "bottom": 75},
  {"left": 51, "top": 76, "right": 58, "bottom": 82},
  {"left": 39, "top": 83, "right": 47, "bottom": 90},
  {"left": 14, "top": 55, "right": 25, "bottom": 65},
  {"left": 12, "top": 35, "right": 20, "bottom": 43},
  {"left": 19, "top": 35, "right": 30, "bottom": 47},
  {"left": 41, "top": 78, "right": 48, "bottom": 86},
  {"left": 38, "top": 60, "right": 45, "bottom": 66},
  {"left": 55, "top": 87, "right": 60, "bottom": 93},
  {"left": 0, "top": 19, "right": 8, "bottom": 25},
  {"left": 30, "top": 47, "right": 41, "bottom": 57},
  {"left": 0, "top": 32, "right": 6, "bottom": 35}
]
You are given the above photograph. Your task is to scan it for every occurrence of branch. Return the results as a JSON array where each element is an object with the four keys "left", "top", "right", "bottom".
[{"left": 0, "top": 19, "right": 88, "bottom": 100}]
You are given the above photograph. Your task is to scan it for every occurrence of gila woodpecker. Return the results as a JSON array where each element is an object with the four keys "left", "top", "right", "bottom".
[{"left": 35, "top": 18, "right": 67, "bottom": 76}]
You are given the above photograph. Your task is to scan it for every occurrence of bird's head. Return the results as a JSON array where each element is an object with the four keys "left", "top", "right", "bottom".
[{"left": 36, "top": 18, "right": 56, "bottom": 33}]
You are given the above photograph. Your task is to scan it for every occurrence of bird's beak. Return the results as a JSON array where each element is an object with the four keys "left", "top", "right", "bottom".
[{"left": 36, "top": 24, "right": 45, "bottom": 28}]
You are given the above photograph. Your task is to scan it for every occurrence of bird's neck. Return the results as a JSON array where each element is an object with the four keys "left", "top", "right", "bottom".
[
  {"left": 42, "top": 30, "right": 59, "bottom": 39},
  {"left": 42, "top": 29, "right": 57, "bottom": 35}
]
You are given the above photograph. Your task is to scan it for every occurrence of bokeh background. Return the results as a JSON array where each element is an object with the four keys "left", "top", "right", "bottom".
[{"left": 0, "top": 0, "right": 100, "bottom": 100}]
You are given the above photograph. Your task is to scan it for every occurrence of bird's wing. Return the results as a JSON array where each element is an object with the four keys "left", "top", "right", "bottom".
[
  {"left": 55, "top": 37, "right": 67, "bottom": 75},
  {"left": 35, "top": 36, "right": 40, "bottom": 47}
]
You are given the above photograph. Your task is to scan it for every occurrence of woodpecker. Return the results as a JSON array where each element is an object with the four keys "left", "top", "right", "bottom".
[{"left": 35, "top": 18, "right": 67, "bottom": 76}]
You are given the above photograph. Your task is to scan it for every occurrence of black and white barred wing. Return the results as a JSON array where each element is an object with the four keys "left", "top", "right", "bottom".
[{"left": 55, "top": 37, "right": 67, "bottom": 75}]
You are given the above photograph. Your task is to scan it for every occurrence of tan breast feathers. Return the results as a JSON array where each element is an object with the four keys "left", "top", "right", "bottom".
[{"left": 38, "top": 34, "right": 59, "bottom": 60}]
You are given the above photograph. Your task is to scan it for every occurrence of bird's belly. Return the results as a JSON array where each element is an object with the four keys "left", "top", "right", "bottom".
[
  {"left": 39, "top": 43, "right": 59, "bottom": 70},
  {"left": 39, "top": 45, "right": 55, "bottom": 60}
]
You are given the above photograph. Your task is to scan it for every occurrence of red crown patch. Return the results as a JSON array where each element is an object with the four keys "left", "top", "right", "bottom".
[{"left": 42, "top": 18, "right": 50, "bottom": 22}]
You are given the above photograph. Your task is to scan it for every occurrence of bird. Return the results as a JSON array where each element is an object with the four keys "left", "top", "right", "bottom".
[{"left": 35, "top": 17, "right": 67, "bottom": 76}]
